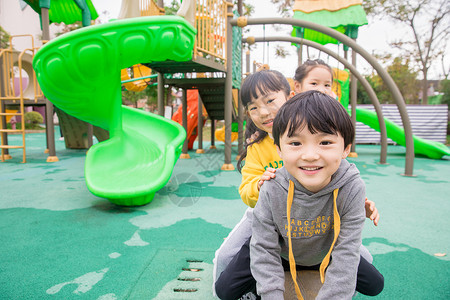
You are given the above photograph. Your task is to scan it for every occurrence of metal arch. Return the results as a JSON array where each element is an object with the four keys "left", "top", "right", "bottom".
[
  {"left": 246, "top": 36, "right": 388, "bottom": 165},
  {"left": 230, "top": 17, "right": 414, "bottom": 176}
]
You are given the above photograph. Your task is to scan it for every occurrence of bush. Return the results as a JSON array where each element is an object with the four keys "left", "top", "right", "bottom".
[
  {"left": 439, "top": 80, "right": 450, "bottom": 106},
  {"left": 24, "top": 111, "right": 43, "bottom": 125}
]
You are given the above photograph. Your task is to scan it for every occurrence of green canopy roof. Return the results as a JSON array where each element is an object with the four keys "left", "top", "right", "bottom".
[
  {"left": 292, "top": 4, "right": 367, "bottom": 46},
  {"left": 24, "top": 0, "right": 98, "bottom": 27}
]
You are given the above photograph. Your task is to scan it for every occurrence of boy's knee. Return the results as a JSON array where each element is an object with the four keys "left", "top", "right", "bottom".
[
  {"left": 366, "top": 272, "right": 384, "bottom": 296},
  {"left": 215, "top": 274, "right": 233, "bottom": 300}
]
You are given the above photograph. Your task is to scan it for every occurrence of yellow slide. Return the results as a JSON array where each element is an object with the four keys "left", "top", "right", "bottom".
[{"left": 121, "top": 64, "right": 153, "bottom": 92}]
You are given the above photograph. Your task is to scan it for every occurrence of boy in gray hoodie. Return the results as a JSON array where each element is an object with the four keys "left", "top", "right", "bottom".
[{"left": 251, "top": 90, "right": 370, "bottom": 299}]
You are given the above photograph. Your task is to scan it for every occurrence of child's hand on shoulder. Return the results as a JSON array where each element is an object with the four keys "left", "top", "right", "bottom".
[
  {"left": 365, "top": 198, "right": 380, "bottom": 226},
  {"left": 257, "top": 168, "right": 276, "bottom": 190},
  {"left": 246, "top": 131, "right": 260, "bottom": 144}
]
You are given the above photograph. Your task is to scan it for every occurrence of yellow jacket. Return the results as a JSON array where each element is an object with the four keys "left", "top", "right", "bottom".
[{"left": 239, "top": 135, "right": 283, "bottom": 207}]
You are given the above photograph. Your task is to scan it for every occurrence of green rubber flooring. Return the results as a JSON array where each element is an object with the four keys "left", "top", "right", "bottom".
[{"left": 1, "top": 129, "right": 449, "bottom": 299}]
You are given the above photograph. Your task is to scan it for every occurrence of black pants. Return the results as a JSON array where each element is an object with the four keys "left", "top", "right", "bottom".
[{"left": 215, "top": 237, "right": 384, "bottom": 300}]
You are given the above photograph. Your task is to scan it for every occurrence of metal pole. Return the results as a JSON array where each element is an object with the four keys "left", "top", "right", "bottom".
[
  {"left": 349, "top": 47, "right": 358, "bottom": 156},
  {"left": 180, "top": 89, "right": 190, "bottom": 158},
  {"left": 245, "top": 50, "right": 250, "bottom": 75},
  {"left": 87, "top": 123, "right": 93, "bottom": 148},
  {"left": 234, "top": 17, "right": 412, "bottom": 175},
  {"left": 222, "top": 2, "right": 234, "bottom": 170},
  {"left": 0, "top": 57, "right": 10, "bottom": 159},
  {"left": 248, "top": 36, "right": 388, "bottom": 165},
  {"left": 157, "top": 73, "right": 164, "bottom": 116},
  {"left": 41, "top": 8, "right": 58, "bottom": 162},
  {"left": 210, "top": 119, "right": 216, "bottom": 149},
  {"left": 196, "top": 92, "right": 204, "bottom": 153}
]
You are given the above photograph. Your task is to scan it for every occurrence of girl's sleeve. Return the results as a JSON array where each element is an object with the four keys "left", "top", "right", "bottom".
[
  {"left": 239, "top": 146, "right": 266, "bottom": 208},
  {"left": 250, "top": 188, "right": 285, "bottom": 299},
  {"left": 316, "top": 179, "right": 366, "bottom": 300}
]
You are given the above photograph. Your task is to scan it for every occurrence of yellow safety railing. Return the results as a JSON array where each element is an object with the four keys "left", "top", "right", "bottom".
[
  {"left": 139, "top": 0, "right": 228, "bottom": 64},
  {"left": 0, "top": 35, "right": 43, "bottom": 163},
  {"left": 140, "top": 0, "right": 165, "bottom": 16},
  {"left": 194, "top": 0, "right": 227, "bottom": 62}
]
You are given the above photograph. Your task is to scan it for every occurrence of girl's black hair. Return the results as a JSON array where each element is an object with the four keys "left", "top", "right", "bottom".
[
  {"left": 294, "top": 58, "right": 333, "bottom": 84},
  {"left": 237, "top": 70, "right": 291, "bottom": 172},
  {"left": 272, "top": 90, "right": 354, "bottom": 149}
]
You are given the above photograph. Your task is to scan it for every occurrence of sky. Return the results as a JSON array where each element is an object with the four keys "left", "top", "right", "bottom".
[{"left": 91, "top": 0, "right": 447, "bottom": 80}]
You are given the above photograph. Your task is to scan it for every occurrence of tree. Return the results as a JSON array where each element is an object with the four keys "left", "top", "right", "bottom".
[
  {"left": 122, "top": 88, "right": 146, "bottom": 108},
  {"left": 363, "top": 0, "right": 450, "bottom": 104},
  {"left": 164, "top": 0, "right": 180, "bottom": 15},
  {"left": 0, "top": 26, "right": 11, "bottom": 49},
  {"left": 270, "top": 0, "right": 295, "bottom": 18},
  {"left": 439, "top": 79, "right": 450, "bottom": 106},
  {"left": 386, "top": 56, "right": 420, "bottom": 104},
  {"left": 54, "top": 22, "right": 83, "bottom": 37},
  {"left": 358, "top": 56, "right": 420, "bottom": 104}
]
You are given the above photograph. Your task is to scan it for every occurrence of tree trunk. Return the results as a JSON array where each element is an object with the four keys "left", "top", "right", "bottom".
[
  {"left": 422, "top": 69, "right": 428, "bottom": 104},
  {"left": 165, "top": 86, "right": 172, "bottom": 106}
]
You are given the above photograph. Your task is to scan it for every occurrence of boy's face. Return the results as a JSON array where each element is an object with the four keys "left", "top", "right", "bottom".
[
  {"left": 294, "top": 67, "right": 333, "bottom": 96},
  {"left": 276, "top": 123, "right": 351, "bottom": 193},
  {"left": 247, "top": 90, "right": 288, "bottom": 134}
]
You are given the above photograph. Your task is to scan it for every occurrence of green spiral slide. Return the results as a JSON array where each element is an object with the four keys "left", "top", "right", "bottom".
[
  {"left": 355, "top": 108, "right": 450, "bottom": 159},
  {"left": 33, "top": 16, "right": 196, "bottom": 206}
]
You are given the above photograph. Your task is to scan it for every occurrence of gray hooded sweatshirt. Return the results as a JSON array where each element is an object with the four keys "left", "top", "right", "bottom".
[{"left": 250, "top": 159, "right": 365, "bottom": 300}]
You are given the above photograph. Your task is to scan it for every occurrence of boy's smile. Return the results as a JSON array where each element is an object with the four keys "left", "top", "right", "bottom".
[
  {"left": 247, "top": 90, "right": 287, "bottom": 134},
  {"left": 276, "top": 124, "right": 351, "bottom": 193}
]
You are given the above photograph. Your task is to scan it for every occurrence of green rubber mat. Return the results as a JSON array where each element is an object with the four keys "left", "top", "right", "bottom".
[{"left": 1, "top": 131, "right": 449, "bottom": 299}]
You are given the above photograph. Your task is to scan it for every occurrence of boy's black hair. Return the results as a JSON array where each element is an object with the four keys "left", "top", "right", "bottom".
[
  {"left": 294, "top": 58, "right": 333, "bottom": 83},
  {"left": 272, "top": 90, "right": 354, "bottom": 148},
  {"left": 237, "top": 70, "right": 291, "bottom": 172}
]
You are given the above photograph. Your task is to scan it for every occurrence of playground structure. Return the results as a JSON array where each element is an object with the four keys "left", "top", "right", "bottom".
[
  {"left": 33, "top": 16, "right": 195, "bottom": 206},
  {"left": 1, "top": 2, "right": 449, "bottom": 299},
  {"left": 0, "top": 0, "right": 103, "bottom": 161},
  {"left": 0, "top": 35, "right": 46, "bottom": 163},
  {"left": 121, "top": 64, "right": 156, "bottom": 92},
  {"left": 171, "top": 89, "right": 208, "bottom": 150},
  {"left": 2, "top": 0, "right": 449, "bottom": 206}
]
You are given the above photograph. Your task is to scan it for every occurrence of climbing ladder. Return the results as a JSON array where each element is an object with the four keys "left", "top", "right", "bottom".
[{"left": 0, "top": 35, "right": 42, "bottom": 163}]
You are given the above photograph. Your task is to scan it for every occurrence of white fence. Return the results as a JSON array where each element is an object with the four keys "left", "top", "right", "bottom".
[{"left": 354, "top": 104, "right": 448, "bottom": 144}]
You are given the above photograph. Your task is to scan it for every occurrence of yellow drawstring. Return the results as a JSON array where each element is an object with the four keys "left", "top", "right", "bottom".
[
  {"left": 319, "top": 188, "right": 340, "bottom": 283},
  {"left": 287, "top": 181, "right": 340, "bottom": 299},
  {"left": 287, "top": 181, "right": 303, "bottom": 299}
]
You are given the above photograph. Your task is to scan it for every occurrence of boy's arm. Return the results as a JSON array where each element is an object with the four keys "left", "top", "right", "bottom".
[
  {"left": 317, "top": 180, "right": 366, "bottom": 300},
  {"left": 250, "top": 188, "right": 285, "bottom": 299}
]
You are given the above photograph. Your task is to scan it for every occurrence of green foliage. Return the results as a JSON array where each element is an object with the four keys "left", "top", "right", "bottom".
[
  {"left": 270, "top": 0, "right": 295, "bottom": 18},
  {"left": 24, "top": 111, "right": 44, "bottom": 124},
  {"left": 356, "top": 77, "right": 374, "bottom": 105},
  {"left": 439, "top": 79, "right": 450, "bottom": 106},
  {"left": 386, "top": 57, "right": 420, "bottom": 103},
  {"left": 54, "top": 22, "right": 83, "bottom": 37},
  {"left": 122, "top": 89, "right": 146, "bottom": 107},
  {"left": 0, "top": 26, "right": 11, "bottom": 49},
  {"left": 53, "top": 11, "right": 105, "bottom": 37},
  {"left": 144, "top": 84, "right": 157, "bottom": 105},
  {"left": 7, "top": 122, "right": 44, "bottom": 130},
  {"left": 164, "top": 0, "right": 180, "bottom": 15},
  {"left": 359, "top": 57, "right": 420, "bottom": 104}
]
